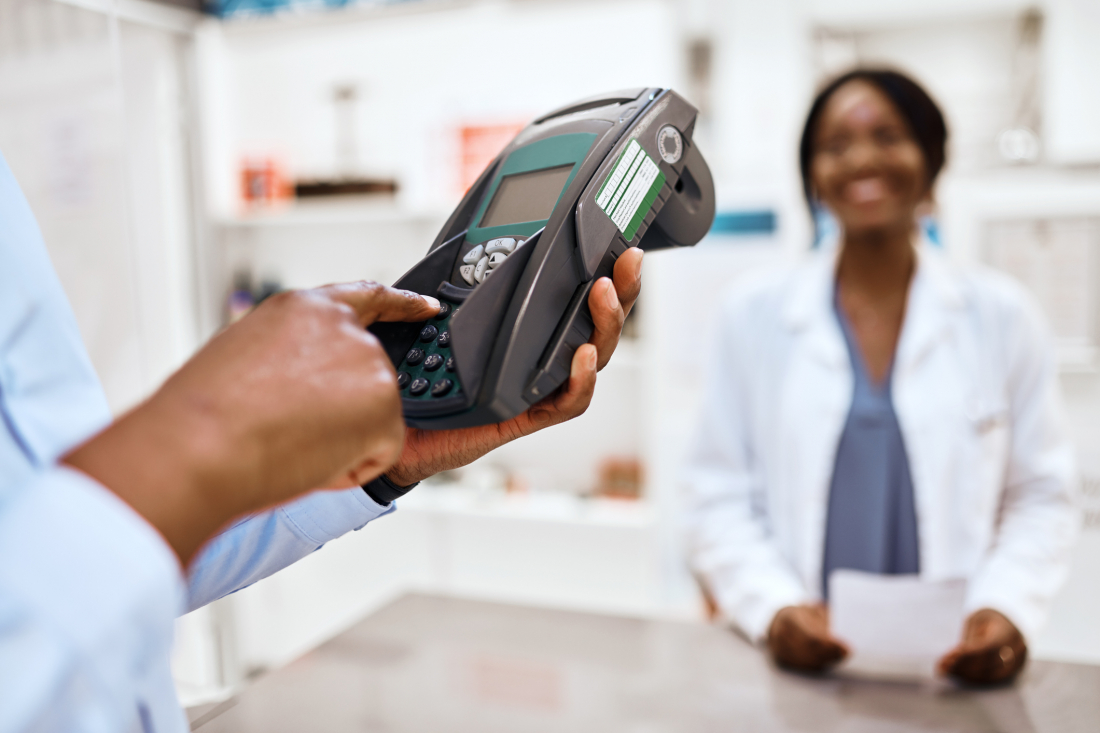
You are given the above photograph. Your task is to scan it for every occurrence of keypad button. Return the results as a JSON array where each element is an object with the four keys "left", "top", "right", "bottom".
[
  {"left": 462, "top": 244, "right": 485, "bottom": 265},
  {"left": 396, "top": 372, "right": 411, "bottom": 389},
  {"left": 474, "top": 255, "right": 489, "bottom": 283},
  {"left": 419, "top": 324, "right": 438, "bottom": 342},
  {"left": 434, "top": 302, "right": 451, "bottom": 320},
  {"left": 431, "top": 378, "right": 454, "bottom": 397},
  {"left": 437, "top": 330, "right": 451, "bottom": 348},
  {"left": 409, "top": 377, "right": 429, "bottom": 396},
  {"left": 423, "top": 354, "right": 443, "bottom": 372},
  {"left": 487, "top": 252, "right": 507, "bottom": 269},
  {"left": 459, "top": 264, "right": 476, "bottom": 285},
  {"left": 405, "top": 348, "right": 425, "bottom": 366},
  {"left": 445, "top": 356, "right": 456, "bottom": 372},
  {"left": 485, "top": 238, "right": 516, "bottom": 255}
]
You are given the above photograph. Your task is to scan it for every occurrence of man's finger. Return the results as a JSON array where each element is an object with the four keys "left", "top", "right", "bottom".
[
  {"left": 588, "top": 277, "right": 625, "bottom": 370},
  {"left": 318, "top": 281, "right": 440, "bottom": 326},
  {"left": 554, "top": 343, "right": 598, "bottom": 418},
  {"left": 613, "top": 246, "right": 643, "bottom": 317},
  {"left": 519, "top": 343, "right": 597, "bottom": 433}
]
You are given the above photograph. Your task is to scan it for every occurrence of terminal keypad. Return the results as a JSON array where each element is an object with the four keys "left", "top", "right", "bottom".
[
  {"left": 396, "top": 299, "right": 462, "bottom": 401},
  {"left": 459, "top": 237, "right": 525, "bottom": 287},
  {"left": 397, "top": 236, "right": 525, "bottom": 402}
]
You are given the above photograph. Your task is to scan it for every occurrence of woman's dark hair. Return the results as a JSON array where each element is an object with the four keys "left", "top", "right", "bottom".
[{"left": 798, "top": 68, "right": 948, "bottom": 208}]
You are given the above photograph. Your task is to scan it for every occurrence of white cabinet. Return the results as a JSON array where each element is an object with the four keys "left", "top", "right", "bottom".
[{"left": 1043, "top": 0, "right": 1100, "bottom": 164}]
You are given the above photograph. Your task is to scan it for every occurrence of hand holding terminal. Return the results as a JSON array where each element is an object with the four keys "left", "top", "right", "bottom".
[{"left": 63, "top": 282, "right": 440, "bottom": 566}]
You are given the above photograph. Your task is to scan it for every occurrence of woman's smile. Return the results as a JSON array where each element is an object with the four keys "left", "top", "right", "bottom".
[{"left": 845, "top": 177, "right": 889, "bottom": 205}]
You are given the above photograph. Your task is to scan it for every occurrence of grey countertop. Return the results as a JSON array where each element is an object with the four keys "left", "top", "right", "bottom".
[{"left": 191, "top": 593, "right": 1100, "bottom": 732}]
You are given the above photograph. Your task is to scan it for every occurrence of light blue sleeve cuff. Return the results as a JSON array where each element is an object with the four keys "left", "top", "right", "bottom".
[
  {"left": 185, "top": 487, "right": 394, "bottom": 612},
  {"left": 280, "top": 485, "right": 394, "bottom": 544}
]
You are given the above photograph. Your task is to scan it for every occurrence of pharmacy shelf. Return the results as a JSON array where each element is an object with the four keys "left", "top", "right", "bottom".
[
  {"left": 400, "top": 482, "right": 656, "bottom": 528},
  {"left": 216, "top": 200, "right": 449, "bottom": 228}
]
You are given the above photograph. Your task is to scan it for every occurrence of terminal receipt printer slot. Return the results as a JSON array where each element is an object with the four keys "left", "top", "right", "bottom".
[{"left": 370, "top": 88, "right": 716, "bottom": 429}]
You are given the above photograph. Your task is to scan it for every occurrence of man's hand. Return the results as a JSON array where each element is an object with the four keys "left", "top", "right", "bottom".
[
  {"left": 767, "top": 605, "right": 849, "bottom": 672},
  {"left": 384, "top": 247, "right": 644, "bottom": 488},
  {"left": 937, "top": 608, "right": 1027, "bottom": 685},
  {"left": 64, "top": 282, "right": 440, "bottom": 566}
]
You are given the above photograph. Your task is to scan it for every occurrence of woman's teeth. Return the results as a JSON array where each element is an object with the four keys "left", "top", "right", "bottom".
[{"left": 847, "top": 178, "right": 887, "bottom": 204}]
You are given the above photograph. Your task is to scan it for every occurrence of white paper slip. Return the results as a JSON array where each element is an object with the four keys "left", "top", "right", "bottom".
[{"left": 829, "top": 570, "right": 967, "bottom": 681}]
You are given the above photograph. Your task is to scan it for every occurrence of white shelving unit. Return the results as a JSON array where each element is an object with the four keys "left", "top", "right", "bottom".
[{"left": 216, "top": 200, "right": 450, "bottom": 228}]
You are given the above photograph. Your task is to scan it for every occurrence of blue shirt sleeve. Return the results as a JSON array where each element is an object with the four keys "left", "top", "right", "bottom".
[
  {"left": 1, "top": 149, "right": 190, "bottom": 730},
  {"left": 185, "top": 488, "right": 395, "bottom": 612},
  {"left": 0, "top": 467, "right": 187, "bottom": 733},
  {"left": 0, "top": 147, "right": 399, "bottom": 728}
]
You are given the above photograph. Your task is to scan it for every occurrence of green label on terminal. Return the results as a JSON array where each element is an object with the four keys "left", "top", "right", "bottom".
[{"left": 595, "top": 138, "right": 665, "bottom": 241}]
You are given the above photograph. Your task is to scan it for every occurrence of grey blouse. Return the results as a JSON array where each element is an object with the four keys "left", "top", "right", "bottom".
[{"left": 821, "top": 290, "right": 920, "bottom": 599}]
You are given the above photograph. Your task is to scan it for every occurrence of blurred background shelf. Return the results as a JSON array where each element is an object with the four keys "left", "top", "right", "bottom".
[
  {"left": 403, "top": 482, "right": 657, "bottom": 527},
  {"left": 216, "top": 202, "right": 449, "bottom": 228}
]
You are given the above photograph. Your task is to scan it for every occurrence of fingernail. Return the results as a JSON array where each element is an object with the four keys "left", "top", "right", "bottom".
[
  {"left": 604, "top": 280, "right": 618, "bottom": 309},
  {"left": 633, "top": 251, "right": 643, "bottom": 281},
  {"left": 422, "top": 295, "right": 441, "bottom": 312},
  {"left": 587, "top": 346, "right": 597, "bottom": 370}
]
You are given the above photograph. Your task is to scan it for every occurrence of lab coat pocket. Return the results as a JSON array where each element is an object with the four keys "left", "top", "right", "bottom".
[{"left": 967, "top": 402, "right": 1009, "bottom": 436}]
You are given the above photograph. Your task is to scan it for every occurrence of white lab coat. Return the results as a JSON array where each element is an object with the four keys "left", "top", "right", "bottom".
[{"left": 683, "top": 240, "right": 1080, "bottom": 644}]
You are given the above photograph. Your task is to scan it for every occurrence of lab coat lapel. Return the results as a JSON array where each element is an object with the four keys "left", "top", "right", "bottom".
[
  {"left": 779, "top": 246, "right": 851, "bottom": 596},
  {"left": 893, "top": 244, "right": 963, "bottom": 377},
  {"left": 782, "top": 246, "right": 847, "bottom": 370},
  {"left": 891, "top": 242, "right": 967, "bottom": 577}
]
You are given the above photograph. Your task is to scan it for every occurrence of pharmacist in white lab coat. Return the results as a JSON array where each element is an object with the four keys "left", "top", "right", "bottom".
[{"left": 684, "top": 69, "right": 1079, "bottom": 685}]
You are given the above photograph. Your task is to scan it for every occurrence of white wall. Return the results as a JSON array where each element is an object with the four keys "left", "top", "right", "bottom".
[
  {"left": 1043, "top": 0, "right": 1100, "bottom": 164},
  {"left": 0, "top": 0, "right": 200, "bottom": 413}
]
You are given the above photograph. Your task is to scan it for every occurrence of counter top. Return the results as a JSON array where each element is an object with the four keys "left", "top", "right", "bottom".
[{"left": 191, "top": 593, "right": 1100, "bottom": 732}]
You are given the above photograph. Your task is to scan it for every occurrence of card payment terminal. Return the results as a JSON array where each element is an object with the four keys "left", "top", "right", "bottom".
[{"left": 369, "top": 88, "right": 715, "bottom": 429}]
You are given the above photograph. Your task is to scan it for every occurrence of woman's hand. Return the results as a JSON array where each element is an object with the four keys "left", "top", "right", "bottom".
[
  {"left": 65, "top": 282, "right": 440, "bottom": 566},
  {"left": 383, "top": 247, "right": 644, "bottom": 488},
  {"left": 767, "top": 604, "right": 850, "bottom": 672},
  {"left": 937, "top": 608, "right": 1027, "bottom": 685}
]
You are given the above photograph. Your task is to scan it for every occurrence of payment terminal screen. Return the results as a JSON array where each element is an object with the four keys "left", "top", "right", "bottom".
[{"left": 480, "top": 164, "right": 573, "bottom": 228}]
